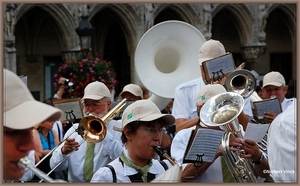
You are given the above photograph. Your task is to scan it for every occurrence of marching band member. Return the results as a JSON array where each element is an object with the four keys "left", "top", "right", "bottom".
[
  {"left": 261, "top": 71, "right": 295, "bottom": 123},
  {"left": 171, "top": 84, "right": 269, "bottom": 182},
  {"left": 91, "top": 100, "right": 175, "bottom": 182},
  {"left": 3, "top": 68, "right": 62, "bottom": 181},
  {"left": 172, "top": 39, "right": 253, "bottom": 133},
  {"left": 50, "top": 81, "right": 123, "bottom": 182},
  {"left": 267, "top": 101, "right": 296, "bottom": 182}
]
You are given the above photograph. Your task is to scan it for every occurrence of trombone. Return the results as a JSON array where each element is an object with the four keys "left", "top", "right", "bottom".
[{"left": 19, "top": 98, "right": 127, "bottom": 182}]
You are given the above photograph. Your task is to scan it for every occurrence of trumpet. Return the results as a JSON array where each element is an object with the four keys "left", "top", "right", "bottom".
[{"left": 19, "top": 98, "right": 127, "bottom": 182}]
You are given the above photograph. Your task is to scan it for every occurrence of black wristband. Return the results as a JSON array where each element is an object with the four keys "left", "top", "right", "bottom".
[{"left": 252, "top": 153, "right": 265, "bottom": 165}]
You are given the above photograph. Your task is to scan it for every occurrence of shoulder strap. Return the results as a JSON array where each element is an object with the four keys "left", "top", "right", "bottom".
[
  {"left": 159, "top": 160, "right": 169, "bottom": 170},
  {"left": 106, "top": 165, "right": 116, "bottom": 183}
]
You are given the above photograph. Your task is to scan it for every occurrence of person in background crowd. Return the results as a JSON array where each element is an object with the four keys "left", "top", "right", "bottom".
[
  {"left": 267, "top": 101, "right": 296, "bottom": 182},
  {"left": 31, "top": 120, "right": 60, "bottom": 181},
  {"left": 261, "top": 71, "right": 295, "bottom": 123},
  {"left": 3, "top": 68, "right": 62, "bottom": 181},
  {"left": 172, "top": 39, "right": 252, "bottom": 133},
  {"left": 50, "top": 81, "right": 123, "bottom": 182},
  {"left": 171, "top": 84, "right": 269, "bottom": 182},
  {"left": 43, "top": 98, "right": 65, "bottom": 142},
  {"left": 91, "top": 100, "right": 175, "bottom": 182}
]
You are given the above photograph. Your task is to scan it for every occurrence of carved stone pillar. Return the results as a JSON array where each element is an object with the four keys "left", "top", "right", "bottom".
[
  {"left": 4, "top": 39, "right": 16, "bottom": 73},
  {"left": 241, "top": 43, "right": 266, "bottom": 69}
]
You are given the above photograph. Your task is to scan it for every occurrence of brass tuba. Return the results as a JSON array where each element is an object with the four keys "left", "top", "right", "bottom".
[{"left": 200, "top": 92, "right": 257, "bottom": 182}]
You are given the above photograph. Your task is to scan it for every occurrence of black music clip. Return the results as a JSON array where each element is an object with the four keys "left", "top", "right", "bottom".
[
  {"left": 65, "top": 110, "right": 76, "bottom": 124},
  {"left": 194, "top": 153, "right": 204, "bottom": 168},
  {"left": 212, "top": 69, "right": 225, "bottom": 82}
]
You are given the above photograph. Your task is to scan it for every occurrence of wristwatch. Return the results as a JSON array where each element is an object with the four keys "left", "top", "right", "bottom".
[{"left": 252, "top": 153, "right": 265, "bottom": 165}]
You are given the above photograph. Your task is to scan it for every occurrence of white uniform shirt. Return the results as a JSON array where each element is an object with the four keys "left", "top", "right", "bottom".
[
  {"left": 172, "top": 78, "right": 253, "bottom": 121},
  {"left": 171, "top": 124, "right": 265, "bottom": 182},
  {"left": 281, "top": 97, "right": 295, "bottom": 111},
  {"left": 91, "top": 148, "right": 172, "bottom": 182},
  {"left": 49, "top": 121, "right": 123, "bottom": 182},
  {"left": 267, "top": 101, "right": 296, "bottom": 182}
]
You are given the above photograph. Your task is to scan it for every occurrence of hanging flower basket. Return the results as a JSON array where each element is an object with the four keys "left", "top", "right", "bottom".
[{"left": 54, "top": 51, "right": 118, "bottom": 98}]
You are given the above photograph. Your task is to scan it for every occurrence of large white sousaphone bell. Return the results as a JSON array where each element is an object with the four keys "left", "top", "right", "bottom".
[{"left": 135, "top": 20, "right": 206, "bottom": 109}]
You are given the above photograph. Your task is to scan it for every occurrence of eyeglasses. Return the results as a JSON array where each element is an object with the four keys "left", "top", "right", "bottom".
[
  {"left": 141, "top": 127, "right": 165, "bottom": 135},
  {"left": 82, "top": 101, "right": 104, "bottom": 109}
]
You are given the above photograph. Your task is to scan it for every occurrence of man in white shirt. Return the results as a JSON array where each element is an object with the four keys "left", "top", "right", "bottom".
[
  {"left": 171, "top": 84, "right": 270, "bottom": 182},
  {"left": 267, "top": 101, "right": 296, "bottom": 182},
  {"left": 50, "top": 81, "right": 123, "bottom": 182},
  {"left": 172, "top": 39, "right": 253, "bottom": 133},
  {"left": 261, "top": 71, "right": 295, "bottom": 123}
]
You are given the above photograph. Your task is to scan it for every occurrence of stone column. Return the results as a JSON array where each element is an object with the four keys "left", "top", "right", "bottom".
[{"left": 241, "top": 43, "right": 266, "bottom": 69}]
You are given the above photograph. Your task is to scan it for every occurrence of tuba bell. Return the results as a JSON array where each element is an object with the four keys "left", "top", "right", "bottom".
[
  {"left": 135, "top": 20, "right": 206, "bottom": 110},
  {"left": 200, "top": 92, "right": 258, "bottom": 182}
]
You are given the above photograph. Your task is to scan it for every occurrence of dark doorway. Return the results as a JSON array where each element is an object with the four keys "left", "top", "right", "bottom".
[{"left": 269, "top": 53, "right": 292, "bottom": 84}]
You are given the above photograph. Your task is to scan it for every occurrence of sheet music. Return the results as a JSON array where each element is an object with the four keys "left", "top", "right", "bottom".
[
  {"left": 243, "top": 122, "right": 269, "bottom": 142},
  {"left": 185, "top": 128, "right": 223, "bottom": 162}
]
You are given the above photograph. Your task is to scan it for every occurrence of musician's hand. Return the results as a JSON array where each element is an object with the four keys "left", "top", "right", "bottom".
[
  {"left": 228, "top": 137, "right": 244, "bottom": 152},
  {"left": 61, "top": 138, "right": 80, "bottom": 154},
  {"left": 263, "top": 111, "right": 277, "bottom": 124},
  {"left": 240, "top": 139, "right": 261, "bottom": 162}
]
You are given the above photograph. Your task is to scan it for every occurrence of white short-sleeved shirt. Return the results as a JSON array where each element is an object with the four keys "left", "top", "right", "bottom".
[
  {"left": 267, "top": 101, "right": 296, "bottom": 182},
  {"left": 172, "top": 78, "right": 253, "bottom": 121},
  {"left": 91, "top": 148, "right": 172, "bottom": 182},
  {"left": 49, "top": 120, "right": 123, "bottom": 182}
]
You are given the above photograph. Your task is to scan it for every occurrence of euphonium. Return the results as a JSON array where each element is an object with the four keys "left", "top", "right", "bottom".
[
  {"left": 223, "top": 69, "right": 256, "bottom": 99},
  {"left": 200, "top": 92, "right": 257, "bottom": 182}
]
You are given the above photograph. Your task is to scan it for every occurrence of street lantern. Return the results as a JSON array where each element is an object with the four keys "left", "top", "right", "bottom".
[{"left": 75, "top": 16, "right": 93, "bottom": 55}]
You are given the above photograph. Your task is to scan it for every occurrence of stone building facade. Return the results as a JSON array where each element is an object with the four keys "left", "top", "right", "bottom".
[{"left": 3, "top": 3, "right": 296, "bottom": 101}]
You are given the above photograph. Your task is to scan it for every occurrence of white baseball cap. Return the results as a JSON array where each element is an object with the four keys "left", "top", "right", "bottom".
[
  {"left": 4, "top": 69, "right": 62, "bottom": 130},
  {"left": 196, "top": 84, "right": 227, "bottom": 106},
  {"left": 119, "top": 84, "right": 143, "bottom": 99},
  {"left": 81, "top": 81, "right": 111, "bottom": 101},
  {"left": 198, "top": 39, "right": 226, "bottom": 65},
  {"left": 114, "top": 99, "right": 175, "bottom": 131},
  {"left": 262, "top": 71, "right": 286, "bottom": 88}
]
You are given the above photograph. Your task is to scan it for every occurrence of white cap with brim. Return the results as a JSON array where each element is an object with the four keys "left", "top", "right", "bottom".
[
  {"left": 196, "top": 84, "right": 227, "bottom": 106},
  {"left": 119, "top": 84, "right": 143, "bottom": 98},
  {"left": 262, "top": 71, "right": 286, "bottom": 88},
  {"left": 198, "top": 39, "right": 226, "bottom": 65},
  {"left": 81, "top": 81, "right": 111, "bottom": 101},
  {"left": 4, "top": 69, "right": 62, "bottom": 130},
  {"left": 114, "top": 99, "right": 175, "bottom": 132}
]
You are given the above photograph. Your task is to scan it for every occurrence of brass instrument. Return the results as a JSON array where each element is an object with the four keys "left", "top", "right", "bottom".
[
  {"left": 135, "top": 20, "right": 206, "bottom": 110},
  {"left": 153, "top": 146, "right": 178, "bottom": 166},
  {"left": 19, "top": 98, "right": 127, "bottom": 182},
  {"left": 200, "top": 92, "right": 258, "bottom": 182},
  {"left": 18, "top": 157, "right": 66, "bottom": 183},
  {"left": 224, "top": 69, "right": 256, "bottom": 99}
]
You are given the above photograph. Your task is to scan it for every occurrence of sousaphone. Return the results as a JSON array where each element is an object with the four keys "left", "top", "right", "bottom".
[{"left": 135, "top": 20, "right": 206, "bottom": 109}]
